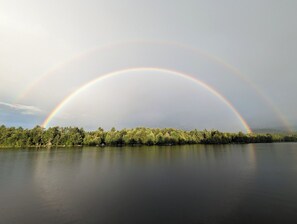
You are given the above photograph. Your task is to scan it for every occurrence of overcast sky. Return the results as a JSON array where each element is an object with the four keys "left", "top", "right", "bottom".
[{"left": 0, "top": 0, "right": 296, "bottom": 132}]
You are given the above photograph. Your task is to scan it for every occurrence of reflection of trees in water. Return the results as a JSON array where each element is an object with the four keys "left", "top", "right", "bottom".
[
  {"left": 32, "top": 145, "right": 258, "bottom": 223},
  {"left": 33, "top": 148, "right": 85, "bottom": 222}
]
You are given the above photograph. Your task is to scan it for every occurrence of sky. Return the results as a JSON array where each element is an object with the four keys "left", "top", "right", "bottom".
[{"left": 0, "top": 0, "right": 296, "bottom": 132}]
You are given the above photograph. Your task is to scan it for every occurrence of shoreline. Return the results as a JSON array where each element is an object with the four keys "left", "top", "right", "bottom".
[
  {"left": 1, "top": 125, "right": 296, "bottom": 148},
  {"left": 0, "top": 141, "right": 296, "bottom": 149}
]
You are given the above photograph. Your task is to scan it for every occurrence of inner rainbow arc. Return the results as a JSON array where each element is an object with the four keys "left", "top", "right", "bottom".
[{"left": 41, "top": 67, "right": 252, "bottom": 133}]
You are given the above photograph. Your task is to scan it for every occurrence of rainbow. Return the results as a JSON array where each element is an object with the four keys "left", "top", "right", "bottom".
[
  {"left": 41, "top": 67, "right": 252, "bottom": 133},
  {"left": 17, "top": 40, "right": 291, "bottom": 132}
]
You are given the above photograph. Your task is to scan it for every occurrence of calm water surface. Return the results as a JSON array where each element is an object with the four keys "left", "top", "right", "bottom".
[{"left": 0, "top": 143, "right": 297, "bottom": 224}]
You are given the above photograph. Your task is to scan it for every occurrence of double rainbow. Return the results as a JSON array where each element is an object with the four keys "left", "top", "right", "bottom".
[{"left": 16, "top": 40, "right": 291, "bottom": 132}]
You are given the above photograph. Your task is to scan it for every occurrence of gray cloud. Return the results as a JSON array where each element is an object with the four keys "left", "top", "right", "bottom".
[
  {"left": 0, "top": 102, "right": 42, "bottom": 115},
  {"left": 0, "top": 0, "right": 296, "bottom": 131}
]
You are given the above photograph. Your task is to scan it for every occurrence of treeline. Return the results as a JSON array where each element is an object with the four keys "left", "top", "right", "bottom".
[{"left": 0, "top": 125, "right": 296, "bottom": 147}]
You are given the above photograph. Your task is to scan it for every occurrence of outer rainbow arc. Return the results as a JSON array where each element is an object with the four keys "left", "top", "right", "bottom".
[
  {"left": 162, "top": 40, "right": 292, "bottom": 132},
  {"left": 41, "top": 67, "right": 252, "bottom": 133},
  {"left": 18, "top": 40, "right": 291, "bottom": 132},
  {"left": 17, "top": 41, "right": 125, "bottom": 102}
]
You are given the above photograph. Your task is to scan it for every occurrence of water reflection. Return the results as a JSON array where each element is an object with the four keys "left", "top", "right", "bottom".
[{"left": 1, "top": 143, "right": 297, "bottom": 223}]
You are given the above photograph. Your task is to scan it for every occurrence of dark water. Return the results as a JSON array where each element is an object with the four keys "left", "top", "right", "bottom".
[{"left": 0, "top": 143, "right": 297, "bottom": 224}]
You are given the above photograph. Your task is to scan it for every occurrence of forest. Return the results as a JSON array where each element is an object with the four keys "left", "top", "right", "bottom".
[{"left": 0, "top": 125, "right": 296, "bottom": 147}]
